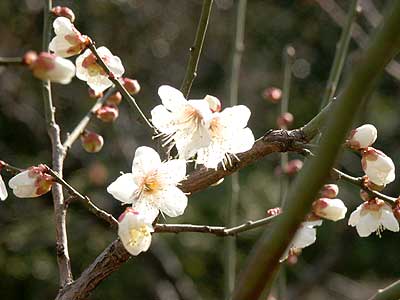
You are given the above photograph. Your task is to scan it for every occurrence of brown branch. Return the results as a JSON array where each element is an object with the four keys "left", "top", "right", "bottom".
[{"left": 0, "top": 56, "right": 24, "bottom": 65}]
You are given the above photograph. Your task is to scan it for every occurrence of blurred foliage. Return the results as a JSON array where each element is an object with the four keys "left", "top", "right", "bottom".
[{"left": 1, "top": 0, "right": 400, "bottom": 299}]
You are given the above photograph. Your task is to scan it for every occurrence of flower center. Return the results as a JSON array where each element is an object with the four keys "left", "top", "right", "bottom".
[
  {"left": 82, "top": 53, "right": 106, "bottom": 76},
  {"left": 128, "top": 225, "right": 150, "bottom": 246}
]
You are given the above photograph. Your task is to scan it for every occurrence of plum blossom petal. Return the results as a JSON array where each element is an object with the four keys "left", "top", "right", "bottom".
[
  {"left": 76, "top": 46, "right": 125, "bottom": 93},
  {"left": 362, "top": 148, "right": 395, "bottom": 186},
  {"left": 107, "top": 146, "right": 188, "bottom": 221},
  {"left": 118, "top": 208, "right": 154, "bottom": 256},
  {"left": 0, "top": 175, "right": 8, "bottom": 201}
]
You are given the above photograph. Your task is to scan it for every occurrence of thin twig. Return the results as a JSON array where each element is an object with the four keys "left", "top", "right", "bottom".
[
  {"left": 42, "top": 0, "right": 72, "bottom": 287},
  {"left": 320, "top": 0, "right": 359, "bottom": 109},
  {"left": 225, "top": 0, "right": 247, "bottom": 297},
  {"left": 368, "top": 279, "right": 400, "bottom": 300},
  {"left": 180, "top": 0, "right": 214, "bottom": 98},
  {"left": 86, "top": 42, "right": 154, "bottom": 131},
  {"left": 62, "top": 87, "right": 116, "bottom": 152},
  {"left": 0, "top": 57, "right": 24, "bottom": 65}
]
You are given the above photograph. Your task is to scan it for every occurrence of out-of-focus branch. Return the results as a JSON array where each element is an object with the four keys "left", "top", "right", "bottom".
[
  {"left": 320, "top": 0, "right": 359, "bottom": 108},
  {"left": 180, "top": 0, "right": 214, "bottom": 98},
  {"left": 0, "top": 57, "right": 23, "bottom": 65},
  {"left": 62, "top": 87, "right": 116, "bottom": 152},
  {"left": 368, "top": 279, "right": 400, "bottom": 300},
  {"left": 315, "top": 0, "right": 400, "bottom": 81},
  {"left": 232, "top": 2, "right": 400, "bottom": 299},
  {"left": 86, "top": 42, "right": 154, "bottom": 131},
  {"left": 42, "top": 0, "right": 73, "bottom": 287},
  {"left": 226, "top": 0, "right": 247, "bottom": 297}
]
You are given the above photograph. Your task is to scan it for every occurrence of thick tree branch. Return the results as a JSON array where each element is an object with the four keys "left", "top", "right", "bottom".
[
  {"left": 42, "top": 0, "right": 72, "bottom": 287},
  {"left": 180, "top": 0, "right": 214, "bottom": 98}
]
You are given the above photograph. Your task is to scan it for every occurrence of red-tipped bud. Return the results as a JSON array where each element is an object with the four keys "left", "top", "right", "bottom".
[
  {"left": 284, "top": 159, "right": 303, "bottom": 175},
  {"left": 204, "top": 95, "right": 221, "bottom": 112},
  {"left": 107, "top": 91, "right": 122, "bottom": 106},
  {"left": 360, "top": 189, "right": 373, "bottom": 202},
  {"left": 88, "top": 88, "right": 103, "bottom": 99},
  {"left": 277, "top": 112, "right": 294, "bottom": 128},
  {"left": 312, "top": 198, "right": 347, "bottom": 221},
  {"left": 81, "top": 131, "right": 104, "bottom": 153},
  {"left": 23, "top": 51, "right": 38, "bottom": 66},
  {"left": 51, "top": 6, "right": 76, "bottom": 22},
  {"left": 393, "top": 205, "right": 400, "bottom": 221},
  {"left": 321, "top": 184, "right": 339, "bottom": 198},
  {"left": 266, "top": 207, "right": 282, "bottom": 216},
  {"left": 123, "top": 78, "right": 141, "bottom": 95},
  {"left": 96, "top": 105, "right": 119, "bottom": 122},
  {"left": 262, "top": 87, "right": 282, "bottom": 103}
]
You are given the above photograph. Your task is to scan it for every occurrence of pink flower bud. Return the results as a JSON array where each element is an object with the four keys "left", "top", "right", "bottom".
[
  {"left": 262, "top": 87, "right": 282, "bottom": 103},
  {"left": 277, "top": 112, "right": 294, "bottom": 129},
  {"left": 312, "top": 198, "right": 347, "bottom": 221},
  {"left": 123, "top": 78, "right": 141, "bottom": 95},
  {"left": 107, "top": 91, "right": 122, "bottom": 106},
  {"left": 284, "top": 159, "right": 303, "bottom": 175},
  {"left": 266, "top": 207, "right": 282, "bottom": 216},
  {"left": 96, "top": 105, "right": 119, "bottom": 122},
  {"left": 88, "top": 88, "right": 103, "bottom": 99},
  {"left": 320, "top": 184, "right": 339, "bottom": 198},
  {"left": 204, "top": 95, "right": 221, "bottom": 112},
  {"left": 347, "top": 124, "right": 377, "bottom": 150},
  {"left": 361, "top": 147, "right": 395, "bottom": 186},
  {"left": 23, "top": 51, "right": 38, "bottom": 65},
  {"left": 8, "top": 165, "right": 53, "bottom": 198},
  {"left": 51, "top": 6, "right": 76, "bottom": 22},
  {"left": 81, "top": 131, "right": 104, "bottom": 153},
  {"left": 360, "top": 189, "right": 372, "bottom": 202},
  {"left": 25, "top": 52, "right": 76, "bottom": 84}
]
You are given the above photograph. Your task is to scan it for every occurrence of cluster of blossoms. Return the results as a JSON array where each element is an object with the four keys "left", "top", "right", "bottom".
[
  {"left": 151, "top": 85, "right": 255, "bottom": 169},
  {"left": 346, "top": 124, "right": 398, "bottom": 237}
]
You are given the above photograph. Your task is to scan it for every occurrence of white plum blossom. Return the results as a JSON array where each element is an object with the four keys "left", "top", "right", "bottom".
[
  {"left": 320, "top": 183, "right": 339, "bottom": 199},
  {"left": 196, "top": 105, "right": 255, "bottom": 169},
  {"left": 151, "top": 85, "right": 213, "bottom": 159},
  {"left": 0, "top": 175, "right": 7, "bottom": 201},
  {"left": 361, "top": 147, "right": 395, "bottom": 186},
  {"left": 76, "top": 46, "right": 125, "bottom": 94},
  {"left": 347, "top": 124, "right": 377, "bottom": 150},
  {"left": 281, "top": 220, "right": 322, "bottom": 262},
  {"left": 49, "top": 17, "right": 88, "bottom": 58},
  {"left": 8, "top": 165, "right": 53, "bottom": 198},
  {"left": 313, "top": 198, "right": 347, "bottom": 221},
  {"left": 27, "top": 52, "right": 76, "bottom": 84},
  {"left": 107, "top": 146, "right": 188, "bottom": 221},
  {"left": 118, "top": 208, "right": 154, "bottom": 256},
  {"left": 348, "top": 199, "right": 399, "bottom": 237}
]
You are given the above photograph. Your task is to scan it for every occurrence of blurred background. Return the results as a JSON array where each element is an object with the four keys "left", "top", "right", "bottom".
[{"left": 1, "top": 0, "right": 400, "bottom": 299}]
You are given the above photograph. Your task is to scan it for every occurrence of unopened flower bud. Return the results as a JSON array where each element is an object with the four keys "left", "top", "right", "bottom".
[
  {"left": 204, "top": 95, "right": 221, "bottom": 112},
  {"left": 8, "top": 164, "right": 53, "bottom": 198},
  {"left": 393, "top": 205, "right": 400, "bottom": 221},
  {"left": 321, "top": 184, "right": 339, "bottom": 198},
  {"left": 360, "top": 189, "right": 373, "bottom": 202},
  {"left": 347, "top": 124, "right": 377, "bottom": 150},
  {"left": 25, "top": 52, "right": 76, "bottom": 84},
  {"left": 51, "top": 6, "right": 75, "bottom": 22},
  {"left": 263, "top": 87, "right": 282, "bottom": 103},
  {"left": 277, "top": 112, "right": 294, "bottom": 128},
  {"left": 88, "top": 88, "right": 103, "bottom": 99},
  {"left": 96, "top": 105, "right": 119, "bottom": 122},
  {"left": 284, "top": 159, "right": 303, "bottom": 175},
  {"left": 81, "top": 131, "right": 104, "bottom": 153},
  {"left": 312, "top": 198, "right": 347, "bottom": 221},
  {"left": 361, "top": 147, "right": 395, "bottom": 186},
  {"left": 122, "top": 78, "right": 141, "bottom": 95},
  {"left": 107, "top": 91, "right": 122, "bottom": 105},
  {"left": 266, "top": 207, "right": 282, "bottom": 216}
]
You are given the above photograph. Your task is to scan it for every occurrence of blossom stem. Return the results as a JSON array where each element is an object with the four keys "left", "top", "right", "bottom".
[
  {"left": 180, "top": 0, "right": 213, "bottom": 98},
  {"left": 0, "top": 57, "right": 24, "bottom": 65},
  {"left": 86, "top": 42, "right": 155, "bottom": 131},
  {"left": 320, "top": 0, "right": 359, "bottom": 109},
  {"left": 368, "top": 279, "right": 400, "bottom": 300},
  {"left": 232, "top": 2, "right": 400, "bottom": 299},
  {"left": 62, "top": 86, "right": 116, "bottom": 152},
  {"left": 225, "top": 1, "right": 247, "bottom": 297},
  {"left": 42, "top": 0, "right": 73, "bottom": 287}
]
